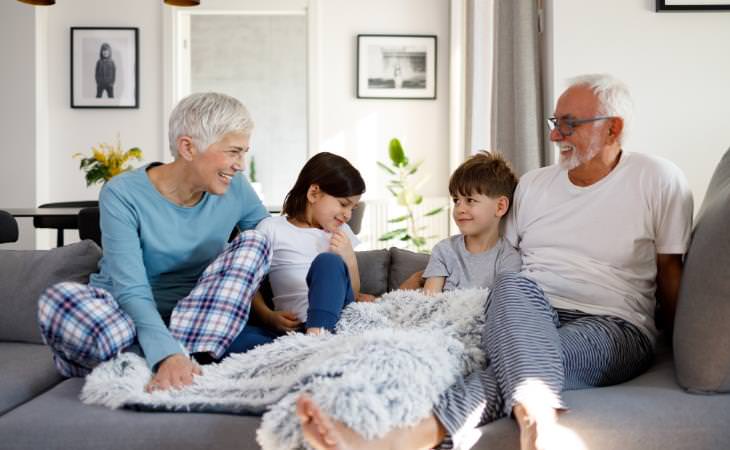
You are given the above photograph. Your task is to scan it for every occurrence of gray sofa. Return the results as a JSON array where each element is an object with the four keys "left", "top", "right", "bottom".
[{"left": 2, "top": 149, "right": 730, "bottom": 450}]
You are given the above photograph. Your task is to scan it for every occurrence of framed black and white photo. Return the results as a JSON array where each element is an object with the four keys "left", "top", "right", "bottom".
[
  {"left": 71, "top": 27, "right": 139, "bottom": 108},
  {"left": 657, "top": 0, "right": 730, "bottom": 10},
  {"left": 357, "top": 34, "right": 437, "bottom": 100}
]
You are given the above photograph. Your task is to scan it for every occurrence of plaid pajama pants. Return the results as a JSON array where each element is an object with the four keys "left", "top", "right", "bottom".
[
  {"left": 37, "top": 230, "right": 270, "bottom": 377},
  {"left": 434, "top": 272, "right": 654, "bottom": 449}
]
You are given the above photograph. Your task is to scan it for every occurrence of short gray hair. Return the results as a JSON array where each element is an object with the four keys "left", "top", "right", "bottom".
[
  {"left": 566, "top": 74, "right": 633, "bottom": 143},
  {"left": 168, "top": 92, "right": 254, "bottom": 158}
]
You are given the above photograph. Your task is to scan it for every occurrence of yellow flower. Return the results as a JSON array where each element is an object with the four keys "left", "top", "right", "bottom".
[{"left": 73, "top": 134, "right": 144, "bottom": 187}]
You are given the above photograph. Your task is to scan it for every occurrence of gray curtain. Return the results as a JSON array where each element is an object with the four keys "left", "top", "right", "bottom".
[{"left": 490, "top": 0, "right": 546, "bottom": 175}]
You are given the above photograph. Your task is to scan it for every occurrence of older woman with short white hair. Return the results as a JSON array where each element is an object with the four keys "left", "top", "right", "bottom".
[{"left": 38, "top": 92, "right": 270, "bottom": 392}]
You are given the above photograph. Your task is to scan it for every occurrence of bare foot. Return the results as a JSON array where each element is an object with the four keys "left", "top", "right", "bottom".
[
  {"left": 296, "top": 395, "right": 443, "bottom": 450},
  {"left": 306, "top": 327, "right": 326, "bottom": 336},
  {"left": 513, "top": 403, "right": 558, "bottom": 450},
  {"left": 296, "top": 394, "right": 362, "bottom": 450}
]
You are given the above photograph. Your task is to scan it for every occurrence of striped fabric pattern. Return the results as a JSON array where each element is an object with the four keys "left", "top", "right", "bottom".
[
  {"left": 434, "top": 272, "right": 653, "bottom": 449},
  {"left": 37, "top": 230, "right": 270, "bottom": 377}
]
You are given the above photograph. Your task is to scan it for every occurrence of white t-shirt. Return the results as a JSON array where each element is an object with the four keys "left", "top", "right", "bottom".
[
  {"left": 504, "top": 151, "right": 693, "bottom": 342},
  {"left": 255, "top": 216, "right": 360, "bottom": 322}
]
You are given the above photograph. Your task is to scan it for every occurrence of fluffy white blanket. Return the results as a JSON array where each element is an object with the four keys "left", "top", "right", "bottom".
[{"left": 81, "top": 289, "right": 489, "bottom": 450}]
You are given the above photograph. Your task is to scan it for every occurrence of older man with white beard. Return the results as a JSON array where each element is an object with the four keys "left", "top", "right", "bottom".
[{"left": 296, "top": 74, "right": 694, "bottom": 450}]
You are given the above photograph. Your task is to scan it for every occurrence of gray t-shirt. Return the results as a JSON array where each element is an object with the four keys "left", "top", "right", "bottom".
[{"left": 423, "top": 235, "right": 522, "bottom": 291}]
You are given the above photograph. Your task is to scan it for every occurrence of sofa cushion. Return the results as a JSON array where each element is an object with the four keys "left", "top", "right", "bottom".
[
  {"left": 387, "top": 247, "right": 430, "bottom": 291},
  {"left": 0, "top": 240, "right": 102, "bottom": 344},
  {"left": 0, "top": 343, "right": 63, "bottom": 416},
  {"left": 0, "top": 378, "right": 261, "bottom": 450},
  {"left": 355, "top": 249, "right": 390, "bottom": 296},
  {"left": 674, "top": 147, "right": 730, "bottom": 393}
]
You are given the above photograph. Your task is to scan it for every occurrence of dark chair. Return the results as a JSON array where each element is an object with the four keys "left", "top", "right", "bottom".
[
  {"left": 34, "top": 201, "right": 98, "bottom": 247},
  {"left": 78, "top": 207, "right": 102, "bottom": 247},
  {"left": 0, "top": 210, "right": 19, "bottom": 244}
]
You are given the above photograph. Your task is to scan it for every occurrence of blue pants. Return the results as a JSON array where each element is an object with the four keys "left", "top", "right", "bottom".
[{"left": 227, "top": 252, "right": 354, "bottom": 354}]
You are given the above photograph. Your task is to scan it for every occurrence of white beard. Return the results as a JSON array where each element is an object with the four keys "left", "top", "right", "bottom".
[{"left": 557, "top": 138, "right": 603, "bottom": 171}]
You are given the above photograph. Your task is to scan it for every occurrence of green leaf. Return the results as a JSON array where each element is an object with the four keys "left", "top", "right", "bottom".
[
  {"left": 377, "top": 161, "right": 396, "bottom": 175},
  {"left": 414, "top": 194, "right": 423, "bottom": 205},
  {"left": 400, "top": 234, "right": 412, "bottom": 241},
  {"left": 407, "top": 160, "right": 423, "bottom": 175},
  {"left": 379, "top": 228, "right": 408, "bottom": 241},
  {"left": 389, "top": 138, "right": 407, "bottom": 167},
  {"left": 387, "top": 215, "right": 410, "bottom": 223},
  {"left": 424, "top": 207, "right": 444, "bottom": 216},
  {"left": 412, "top": 237, "right": 427, "bottom": 247}
]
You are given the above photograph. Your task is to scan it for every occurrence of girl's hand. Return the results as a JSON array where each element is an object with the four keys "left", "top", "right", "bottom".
[
  {"left": 145, "top": 353, "right": 201, "bottom": 392},
  {"left": 356, "top": 292, "right": 377, "bottom": 302},
  {"left": 267, "top": 310, "right": 302, "bottom": 332},
  {"left": 329, "top": 229, "right": 355, "bottom": 264}
]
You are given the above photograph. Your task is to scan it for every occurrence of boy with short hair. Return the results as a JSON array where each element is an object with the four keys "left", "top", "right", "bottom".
[{"left": 423, "top": 151, "right": 521, "bottom": 294}]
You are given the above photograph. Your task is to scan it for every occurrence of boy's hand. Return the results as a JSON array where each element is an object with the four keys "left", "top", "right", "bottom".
[
  {"left": 399, "top": 270, "right": 425, "bottom": 290},
  {"left": 356, "top": 292, "right": 377, "bottom": 302},
  {"left": 267, "top": 310, "right": 302, "bottom": 332},
  {"left": 146, "top": 353, "right": 201, "bottom": 392},
  {"left": 329, "top": 229, "right": 355, "bottom": 265}
]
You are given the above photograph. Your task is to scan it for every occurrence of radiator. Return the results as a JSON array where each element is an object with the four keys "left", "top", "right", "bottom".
[{"left": 357, "top": 197, "right": 452, "bottom": 252}]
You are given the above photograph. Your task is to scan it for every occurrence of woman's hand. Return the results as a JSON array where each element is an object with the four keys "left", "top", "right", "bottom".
[
  {"left": 267, "top": 310, "right": 302, "bottom": 333},
  {"left": 329, "top": 229, "right": 356, "bottom": 266},
  {"left": 145, "top": 353, "right": 202, "bottom": 392}
]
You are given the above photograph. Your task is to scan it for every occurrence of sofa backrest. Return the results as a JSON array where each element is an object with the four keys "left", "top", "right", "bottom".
[
  {"left": 0, "top": 240, "right": 101, "bottom": 344},
  {"left": 355, "top": 247, "right": 430, "bottom": 295},
  {"left": 673, "top": 147, "right": 730, "bottom": 393}
]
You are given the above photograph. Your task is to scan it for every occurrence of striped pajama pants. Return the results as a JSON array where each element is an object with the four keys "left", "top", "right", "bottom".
[
  {"left": 37, "top": 230, "right": 270, "bottom": 378},
  {"left": 434, "top": 272, "right": 653, "bottom": 449}
]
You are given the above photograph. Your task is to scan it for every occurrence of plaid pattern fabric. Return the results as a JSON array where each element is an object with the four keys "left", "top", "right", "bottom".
[
  {"left": 38, "top": 282, "right": 136, "bottom": 378},
  {"left": 170, "top": 230, "right": 271, "bottom": 358}
]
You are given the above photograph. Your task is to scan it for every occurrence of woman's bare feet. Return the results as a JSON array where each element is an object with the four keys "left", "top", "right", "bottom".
[{"left": 296, "top": 395, "right": 445, "bottom": 450}]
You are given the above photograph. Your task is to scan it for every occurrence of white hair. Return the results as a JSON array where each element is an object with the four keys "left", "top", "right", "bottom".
[
  {"left": 168, "top": 92, "right": 254, "bottom": 158},
  {"left": 566, "top": 73, "right": 633, "bottom": 144}
]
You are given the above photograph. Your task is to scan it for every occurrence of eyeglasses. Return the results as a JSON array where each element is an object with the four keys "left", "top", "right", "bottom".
[{"left": 546, "top": 116, "right": 613, "bottom": 137}]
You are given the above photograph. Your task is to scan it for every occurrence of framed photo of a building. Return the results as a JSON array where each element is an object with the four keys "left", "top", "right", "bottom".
[
  {"left": 357, "top": 34, "right": 437, "bottom": 100},
  {"left": 656, "top": 0, "right": 730, "bottom": 10},
  {"left": 71, "top": 27, "right": 139, "bottom": 108}
]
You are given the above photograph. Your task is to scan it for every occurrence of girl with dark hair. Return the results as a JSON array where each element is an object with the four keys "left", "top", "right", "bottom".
[{"left": 228, "top": 152, "right": 370, "bottom": 353}]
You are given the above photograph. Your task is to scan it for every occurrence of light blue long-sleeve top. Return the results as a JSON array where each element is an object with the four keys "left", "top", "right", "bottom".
[{"left": 89, "top": 163, "right": 269, "bottom": 369}]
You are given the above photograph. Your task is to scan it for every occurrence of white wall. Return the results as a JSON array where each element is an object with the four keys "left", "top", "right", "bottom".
[
  {"left": 546, "top": 0, "right": 730, "bottom": 209},
  {"left": 0, "top": 2, "right": 37, "bottom": 249},
  {"left": 3, "top": 0, "right": 449, "bottom": 249},
  {"left": 317, "top": 0, "right": 451, "bottom": 199}
]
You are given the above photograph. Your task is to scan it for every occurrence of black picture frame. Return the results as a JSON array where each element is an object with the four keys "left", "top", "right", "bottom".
[
  {"left": 71, "top": 27, "right": 139, "bottom": 109},
  {"left": 357, "top": 34, "right": 437, "bottom": 100},
  {"left": 656, "top": 0, "right": 730, "bottom": 10}
]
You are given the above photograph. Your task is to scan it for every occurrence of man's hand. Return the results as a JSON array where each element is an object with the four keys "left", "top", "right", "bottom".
[
  {"left": 399, "top": 270, "right": 426, "bottom": 290},
  {"left": 145, "top": 353, "right": 201, "bottom": 392},
  {"left": 329, "top": 230, "right": 355, "bottom": 265},
  {"left": 267, "top": 310, "right": 302, "bottom": 333}
]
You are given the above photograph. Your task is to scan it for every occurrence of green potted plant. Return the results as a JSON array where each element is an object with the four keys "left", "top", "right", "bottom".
[{"left": 377, "top": 138, "right": 443, "bottom": 253}]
